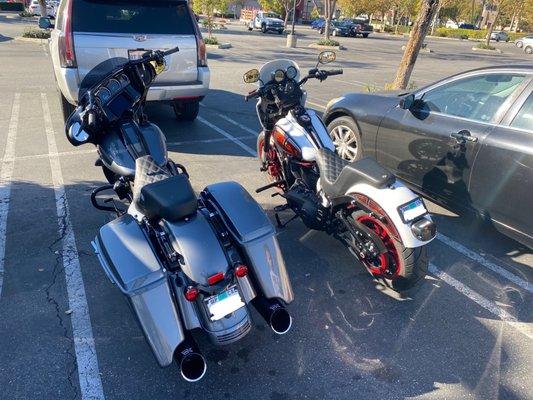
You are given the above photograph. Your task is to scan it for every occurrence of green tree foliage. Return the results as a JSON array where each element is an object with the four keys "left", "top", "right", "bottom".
[{"left": 193, "top": 0, "right": 229, "bottom": 38}]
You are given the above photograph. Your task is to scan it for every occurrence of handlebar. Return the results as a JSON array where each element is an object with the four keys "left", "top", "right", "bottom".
[{"left": 327, "top": 69, "right": 343, "bottom": 76}]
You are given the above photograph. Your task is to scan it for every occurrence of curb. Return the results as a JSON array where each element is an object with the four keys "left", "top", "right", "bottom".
[
  {"left": 309, "top": 43, "right": 346, "bottom": 50},
  {"left": 206, "top": 42, "right": 232, "bottom": 49},
  {"left": 15, "top": 36, "right": 49, "bottom": 44},
  {"left": 472, "top": 46, "right": 503, "bottom": 54}
]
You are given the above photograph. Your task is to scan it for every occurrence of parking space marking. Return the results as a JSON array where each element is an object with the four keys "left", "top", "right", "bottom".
[
  {"left": 306, "top": 100, "right": 326, "bottom": 110},
  {"left": 215, "top": 113, "right": 259, "bottom": 136},
  {"left": 12, "top": 149, "right": 98, "bottom": 161},
  {"left": 167, "top": 135, "right": 251, "bottom": 147},
  {"left": 41, "top": 93, "right": 106, "bottom": 400},
  {"left": 437, "top": 233, "right": 532, "bottom": 293},
  {"left": 197, "top": 116, "right": 257, "bottom": 156},
  {"left": 429, "top": 263, "right": 532, "bottom": 339},
  {"left": 0, "top": 93, "right": 20, "bottom": 299}
]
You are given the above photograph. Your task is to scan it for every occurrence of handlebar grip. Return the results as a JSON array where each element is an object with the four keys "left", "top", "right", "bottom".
[
  {"left": 162, "top": 46, "right": 180, "bottom": 56},
  {"left": 327, "top": 69, "right": 344, "bottom": 76}
]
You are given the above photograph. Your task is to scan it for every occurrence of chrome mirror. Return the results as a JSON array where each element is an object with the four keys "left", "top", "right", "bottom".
[{"left": 318, "top": 51, "right": 336, "bottom": 64}]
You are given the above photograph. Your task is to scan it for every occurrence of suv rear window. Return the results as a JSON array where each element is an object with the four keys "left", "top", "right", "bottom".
[{"left": 72, "top": 0, "right": 194, "bottom": 35}]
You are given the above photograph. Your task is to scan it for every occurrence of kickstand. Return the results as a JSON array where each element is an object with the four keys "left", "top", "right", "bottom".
[{"left": 275, "top": 211, "right": 298, "bottom": 229}]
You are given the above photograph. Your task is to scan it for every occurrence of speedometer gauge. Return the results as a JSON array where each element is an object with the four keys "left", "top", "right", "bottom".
[
  {"left": 96, "top": 87, "right": 112, "bottom": 103},
  {"left": 286, "top": 66, "right": 297, "bottom": 80},
  {"left": 273, "top": 69, "right": 285, "bottom": 83},
  {"left": 107, "top": 79, "right": 121, "bottom": 94}
]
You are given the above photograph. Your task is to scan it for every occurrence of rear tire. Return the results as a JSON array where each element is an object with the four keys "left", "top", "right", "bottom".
[
  {"left": 327, "top": 116, "right": 362, "bottom": 161},
  {"left": 59, "top": 91, "right": 75, "bottom": 122},
  {"left": 346, "top": 210, "right": 428, "bottom": 292},
  {"left": 172, "top": 100, "right": 200, "bottom": 121}
]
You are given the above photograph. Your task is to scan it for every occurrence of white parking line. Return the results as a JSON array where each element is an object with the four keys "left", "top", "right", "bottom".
[
  {"left": 437, "top": 233, "right": 532, "bottom": 293},
  {"left": 215, "top": 114, "right": 259, "bottom": 136},
  {"left": 429, "top": 263, "right": 532, "bottom": 339},
  {"left": 0, "top": 93, "right": 20, "bottom": 299},
  {"left": 197, "top": 116, "right": 257, "bottom": 156},
  {"left": 167, "top": 135, "right": 251, "bottom": 146},
  {"left": 41, "top": 93, "right": 105, "bottom": 400}
]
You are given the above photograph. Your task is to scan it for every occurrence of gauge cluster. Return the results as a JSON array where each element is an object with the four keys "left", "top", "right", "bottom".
[{"left": 95, "top": 74, "right": 130, "bottom": 105}]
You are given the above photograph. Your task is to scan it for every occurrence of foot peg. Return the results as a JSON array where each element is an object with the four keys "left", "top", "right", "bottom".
[{"left": 256, "top": 180, "right": 286, "bottom": 193}]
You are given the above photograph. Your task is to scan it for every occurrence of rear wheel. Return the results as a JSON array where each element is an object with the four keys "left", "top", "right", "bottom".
[
  {"left": 345, "top": 210, "right": 428, "bottom": 292},
  {"left": 516, "top": 40, "right": 523, "bottom": 48},
  {"left": 172, "top": 100, "right": 200, "bottom": 121},
  {"left": 261, "top": 24, "right": 267, "bottom": 33},
  {"left": 327, "top": 116, "right": 362, "bottom": 161},
  {"left": 59, "top": 91, "right": 75, "bottom": 122}
]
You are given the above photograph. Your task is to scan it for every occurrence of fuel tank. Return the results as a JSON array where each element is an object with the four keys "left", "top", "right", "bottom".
[
  {"left": 98, "top": 121, "right": 168, "bottom": 177},
  {"left": 276, "top": 109, "right": 335, "bottom": 162}
]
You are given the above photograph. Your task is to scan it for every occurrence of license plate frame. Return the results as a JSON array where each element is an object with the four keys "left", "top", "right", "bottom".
[
  {"left": 128, "top": 49, "right": 149, "bottom": 61},
  {"left": 398, "top": 198, "right": 427, "bottom": 223},
  {"left": 204, "top": 285, "right": 245, "bottom": 321}
]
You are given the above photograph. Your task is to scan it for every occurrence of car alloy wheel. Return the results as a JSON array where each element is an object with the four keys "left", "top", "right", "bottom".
[
  {"left": 526, "top": 46, "right": 533, "bottom": 54},
  {"left": 330, "top": 124, "right": 358, "bottom": 161},
  {"left": 516, "top": 41, "right": 523, "bottom": 48}
]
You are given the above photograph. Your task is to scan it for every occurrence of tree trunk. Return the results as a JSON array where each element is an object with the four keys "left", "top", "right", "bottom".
[
  {"left": 392, "top": 0, "right": 440, "bottom": 90},
  {"left": 38, "top": 0, "right": 47, "bottom": 17},
  {"left": 485, "top": 9, "right": 499, "bottom": 47}
]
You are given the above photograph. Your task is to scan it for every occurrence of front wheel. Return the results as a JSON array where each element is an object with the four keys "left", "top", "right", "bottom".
[
  {"left": 344, "top": 210, "right": 428, "bottom": 292},
  {"left": 525, "top": 46, "right": 533, "bottom": 54},
  {"left": 516, "top": 41, "right": 523, "bottom": 48},
  {"left": 261, "top": 24, "right": 267, "bottom": 33},
  {"left": 362, "top": 33, "right": 369, "bottom": 38}
]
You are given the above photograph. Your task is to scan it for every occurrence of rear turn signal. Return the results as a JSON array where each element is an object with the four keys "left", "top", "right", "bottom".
[
  {"left": 207, "top": 272, "right": 224, "bottom": 285},
  {"left": 197, "top": 36, "right": 207, "bottom": 67},
  {"left": 184, "top": 286, "right": 199, "bottom": 302},
  {"left": 59, "top": 0, "right": 77, "bottom": 68},
  {"left": 235, "top": 264, "right": 248, "bottom": 278}
]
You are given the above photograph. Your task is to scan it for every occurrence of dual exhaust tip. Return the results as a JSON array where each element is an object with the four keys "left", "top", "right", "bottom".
[{"left": 176, "top": 297, "right": 291, "bottom": 382}]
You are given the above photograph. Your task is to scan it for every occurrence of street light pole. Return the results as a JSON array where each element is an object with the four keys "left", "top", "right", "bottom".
[{"left": 286, "top": 0, "right": 297, "bottom": 47}]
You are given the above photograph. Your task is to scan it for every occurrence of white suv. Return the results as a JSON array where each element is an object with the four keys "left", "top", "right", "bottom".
[{"left": 45, "top": 0, "right": 209, "bottom": 121}]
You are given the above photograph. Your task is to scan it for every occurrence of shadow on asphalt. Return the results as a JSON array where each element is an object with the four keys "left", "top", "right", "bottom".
[{"left": 1, "top": 177, "right": 530, "bottom": 399}]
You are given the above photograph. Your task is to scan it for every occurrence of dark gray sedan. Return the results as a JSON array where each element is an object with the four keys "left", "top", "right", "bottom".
[{"left": 323, "top": 66, "right": 533, "bottom": 248}]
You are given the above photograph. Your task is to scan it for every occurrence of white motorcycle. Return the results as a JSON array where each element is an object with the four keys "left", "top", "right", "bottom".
[{"left": 244, "top": 52, "right": 436, "bottom": 292}]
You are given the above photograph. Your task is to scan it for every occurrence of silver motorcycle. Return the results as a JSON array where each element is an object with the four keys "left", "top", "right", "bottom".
[{"left": 65, "top": 47, "right": 293, "bottom": 382}]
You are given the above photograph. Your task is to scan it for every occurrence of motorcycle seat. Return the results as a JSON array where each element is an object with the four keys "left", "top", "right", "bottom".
[
  {"left": 316, "top": 148, "right": 395, "bottom": 198},
  {"left": 133, "top": 156, "right": 197, "bottom": 221}
]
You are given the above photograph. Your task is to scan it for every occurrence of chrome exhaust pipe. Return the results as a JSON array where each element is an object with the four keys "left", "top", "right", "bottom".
[
  {"left": 252, "top": 297, "right": 292, "bottom": 335},
  {"left": 174, "top": 334, "right": 207, "bottom": 382}
]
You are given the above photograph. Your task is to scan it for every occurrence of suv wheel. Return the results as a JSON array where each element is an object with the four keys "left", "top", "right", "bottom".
[
  {"left": 516, "top": 40, "right": 523, "bottom": 48},
  {"left": 261, "top": 24, "right": 267, "bottom": 33},
  {"left": 525, "top": 45, "right": 533, "bottom": 54},
  {"left": 173, "top": 100, "right": 200, "bottom": 121},
  {"left": 59, "top": 92, "right": 75, "bottom": 122}
]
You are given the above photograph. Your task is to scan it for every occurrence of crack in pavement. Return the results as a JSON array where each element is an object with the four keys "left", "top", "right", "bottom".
[{"left": 44, "top": 191, "right": 79, "bottom": 400}]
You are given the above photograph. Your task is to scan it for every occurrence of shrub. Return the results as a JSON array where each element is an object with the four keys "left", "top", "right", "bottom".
[
  {"left": 475, "top": 43, "right": 496, "bottom": 50},
  {"left": 22, "top": 28, "right": 50, "bottom": 39},
  {"left": 317, "top": 38, "right": 340, "bottom": 46},
  {"left": 19, "top": 10, "right": 35, "bottom": 17},
  {"left": 0, "top": 2, "right": 24, "bottom": 11},
  {"left": 435, "top": 27, "right": 487, "bottom": 39},
  {"left": 204, "top": 36, "right": 219, "bottom": 45}
]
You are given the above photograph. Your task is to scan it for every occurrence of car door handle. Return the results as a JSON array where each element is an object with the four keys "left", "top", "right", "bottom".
[{"left": 451, "top": 130, "right": 478, "bottom": 143}]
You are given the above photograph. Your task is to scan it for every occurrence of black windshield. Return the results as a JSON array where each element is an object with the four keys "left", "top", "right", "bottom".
[{"left": 78, "top": 57, "right": 129, "bottom": 102}]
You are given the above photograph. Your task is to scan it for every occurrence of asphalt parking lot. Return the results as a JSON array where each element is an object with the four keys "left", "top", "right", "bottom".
[{"left": 0, "top": 15, "right": 532, "bottom": 400}]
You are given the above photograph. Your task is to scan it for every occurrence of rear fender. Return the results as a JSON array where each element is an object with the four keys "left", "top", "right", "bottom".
[
  {"left": 344, "top": 180, "right": 435, "bottom": 248},
  {"left": 201, "top": 181, "right": 294, "bottom": 304}
]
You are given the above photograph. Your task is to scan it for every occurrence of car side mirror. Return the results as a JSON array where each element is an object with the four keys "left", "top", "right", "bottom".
[
  {"left": 399, "top": 94, "right": 415, "bottom": 110},
  {"left": 38, "top": 16, "right": 54, "bottom": 29}
]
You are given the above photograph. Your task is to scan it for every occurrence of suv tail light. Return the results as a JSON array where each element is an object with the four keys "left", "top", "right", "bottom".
[
  {"left": 59, "top": 0, "right": 77, "bottom": 68},
  {"left": 196, "top": 35, "right": 207, "bottom": 67}
]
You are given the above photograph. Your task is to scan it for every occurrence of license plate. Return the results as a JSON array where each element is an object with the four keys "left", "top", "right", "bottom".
[
  {"left": 398, "top": 198, "right": 427, "bottom": 223},
  {"left": 128, "top": 49, "right": 149, "bottom": 61},
  {"left": 205, "top": 285, "right": 245, "bottom": 321}
]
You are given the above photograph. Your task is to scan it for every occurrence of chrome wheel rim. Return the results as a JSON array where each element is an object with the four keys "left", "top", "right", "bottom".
[{"left": 330, "top": 125, "right": 358, "bottom": 161}]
